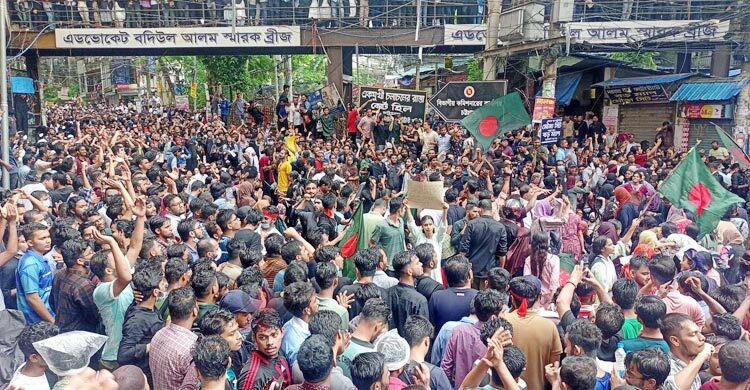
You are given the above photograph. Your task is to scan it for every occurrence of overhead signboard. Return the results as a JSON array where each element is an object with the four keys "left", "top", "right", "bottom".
[
  {"left": 557, "top": 20, "right": 730, "bottom": 45},
  {"left": 445, "top": 20, "right": 729, "bottom": 46},
  {"left": 443, "top": 24, "right": 488, "bottom": 46},
  {"left": 56, "top": 26, "right": 300, "bottom": 49},
  {"left": 606, "top": 85, "right": 669, "bottom": 105},
  {"left": 359, "top": 87, "right": 427, "bottom": 121},
  {"left": 429, "top": 81, "right": 508, "bottom": 122}
]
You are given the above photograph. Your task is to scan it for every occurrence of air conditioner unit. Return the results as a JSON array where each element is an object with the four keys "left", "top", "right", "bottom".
[
  {"left": 552, "top": 0, "right": 574, "bottom": 22},
  {"left": 499, "top": 3, "right": 546, "bottom": 42}
]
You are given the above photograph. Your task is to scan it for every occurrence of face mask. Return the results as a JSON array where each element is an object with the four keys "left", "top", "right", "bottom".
[
  {"left": 260, "top": 223, "right": 270, "bottom": 230},
  {"left": 214, "top": 250, "right": 222, "bottom": 262},
  {"left": 557, "top": 166, "right": 565, "bottom": 172},
  {"left": 44, "top": 200, "right": 52, "bottom": 208}
]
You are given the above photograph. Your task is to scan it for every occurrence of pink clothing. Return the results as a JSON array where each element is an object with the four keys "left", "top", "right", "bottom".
[
  {"left": 663, "top": 291, "right": 705, "bottom": 327},
  {"left": 523, "top": 254, "right": 560, "bottom": 307},
  {"left": 560, "top": 213, "right": 587, "bottom": 260},
  {"left": 388, "top": 376, "right": 408, "bottom": 390}
]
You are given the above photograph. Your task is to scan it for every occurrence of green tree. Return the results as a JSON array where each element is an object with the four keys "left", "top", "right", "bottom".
[
  {"left": 198, "top": 56, "right": 274, "bottom": 98},
  {"left": 466, "top": 58, "right": 483, "bottom": 81},
  {"left": 608, "top": 52, "right": 658, "bottom": 70},
  {"left": 291, "top": 55, "right": 327, "bottom": 93}
]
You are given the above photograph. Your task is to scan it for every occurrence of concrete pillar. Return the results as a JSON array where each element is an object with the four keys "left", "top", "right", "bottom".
[
  {"left": 675, "top": 52, "right": 692, "bottom": 73},
  {"left": 342, "top": 47, "right": 354, "bottom": 105},
  {"left": 710, "top": 44, "right": 731, "bottom": 77},
  {"left": 735, "top": 62, "right": 750, "bottom": 135},
  {"left": 24, "top": 53, "right": 42, "bottom": 123},
  {"left": 326, "top": 47, "right": 353, "bottom": 106}
]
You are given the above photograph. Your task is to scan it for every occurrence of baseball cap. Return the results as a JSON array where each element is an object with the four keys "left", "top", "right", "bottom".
[
  {"left": 219, "top": 289, "right": 261, "bottom": 314},
  {"left": 517, "top": 141, "right": 528, "bottom": 147}
]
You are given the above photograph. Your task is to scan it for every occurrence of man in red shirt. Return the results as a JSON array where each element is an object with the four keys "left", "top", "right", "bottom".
[
  {"left": 347, "top": 99, "right": 373, "bottom": 144},
  {"left": 632, "top": 137, "right": 661, "bottom": 167}
]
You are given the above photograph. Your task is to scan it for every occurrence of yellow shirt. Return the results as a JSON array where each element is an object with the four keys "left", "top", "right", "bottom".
[
  {"left": 708, "top": 146, "right": 729, "bottom": 160},
  {"left": 284, "top": 135, "right": 299, "bottom": 156},
  {"left": 277, "top": 160, "right": 292, "bottom": 193}
]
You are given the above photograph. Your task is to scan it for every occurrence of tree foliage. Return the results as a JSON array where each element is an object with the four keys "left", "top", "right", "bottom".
[
  {"left": 198, "top": 56, "right": 274, "bottom": 96},
  {"left": 291, "top": 55, "right": 328, "bottom": 93},
  {"left": 466, "top": 58, "right": 483, "bottom": 81},
  {"left": 608, "top": 52, "right": 658, "bottom": 70}
]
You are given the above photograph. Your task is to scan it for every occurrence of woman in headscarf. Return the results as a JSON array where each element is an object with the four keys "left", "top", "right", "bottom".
[
  {"left": 614, "top": 187, "right": 639, "bottom": 233},
  {"left": 245, "top": 147, "right": 259, "bottom": 173},
  {"left": 680, "top": 249, "right": 721, "bottom": 289},
  {"left": 406, "top": 201, "right": 449, "bottom": 284},
  {"left": 666, "top": 201, "right": 692, "bottom": 233}
]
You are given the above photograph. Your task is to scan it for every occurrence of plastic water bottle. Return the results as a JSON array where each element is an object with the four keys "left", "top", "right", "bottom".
[{"left": 614, "top": 342, "right": 627, "bottom": 378}]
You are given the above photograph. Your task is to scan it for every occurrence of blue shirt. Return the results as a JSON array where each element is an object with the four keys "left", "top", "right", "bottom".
[
  {"left": 430, "top": 316, "right": 477, "bottom": 365},
  {"left": 16, "top": 250, "right": 55, "bottom": 324},
  {"left": 220, "top": 99, "right": 231, "bottom": 116},
  {"left": 281, "top": 316, "right": 310, "bottom": 366}
]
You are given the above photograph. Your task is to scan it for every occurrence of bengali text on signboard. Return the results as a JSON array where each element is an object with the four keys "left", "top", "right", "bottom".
[
  {"left": 532, "top": 97, "right": 556, "bottom": 122},
  {"left": 540, "top": 117, "right": 563, "bottom": 144},
  {"left": 56, "top": 26, "right": 301, "bottom": 49},
  {"left": 359, "top": 87, "right": 427, "bottom": 120},
  {"left": 606, "top": 84, "right": 668, "bottom": 105}
]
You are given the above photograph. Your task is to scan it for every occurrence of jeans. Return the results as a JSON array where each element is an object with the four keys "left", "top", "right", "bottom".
[
  {"left": 43, "top": 2, "right": 55, "bottom": 23},
  {"left": 163, "top": 3, "right": 175, "bottom": 25}
]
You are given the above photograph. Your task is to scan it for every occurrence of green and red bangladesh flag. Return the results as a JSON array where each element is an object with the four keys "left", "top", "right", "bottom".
[
  {"left": 714, "top": 123, "right": 750, "bottom": 169},
  {"left": 659, "top": 147, "right": 744, "bottom": 238},
  {"left": 461, "top": 92, "right": 532, "bottom": 151},
  {"left": 338, "top": 203, "right": 365, "bottom": 279}
]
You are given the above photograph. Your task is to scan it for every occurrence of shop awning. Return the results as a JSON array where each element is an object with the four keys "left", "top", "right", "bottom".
[
  {"left": 670, "top": 78, "right": 750, "bottom": 102},
  {"left": 592, "top": 73, "right": 696, "bottom": 88},
  {"left": 534, "top": 72, "right": 583, "bottom": 106}
]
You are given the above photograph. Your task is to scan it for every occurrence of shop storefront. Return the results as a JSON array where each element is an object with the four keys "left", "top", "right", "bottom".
[
  {"left": 593, "top": 73, "right": 697, "bottom": 143},
  {"left": 670, "top": 78, "right": 750, "bottom": 148}
]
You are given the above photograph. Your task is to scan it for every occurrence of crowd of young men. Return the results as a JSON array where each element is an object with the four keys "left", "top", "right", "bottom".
[{"left": 1, "top": 99, "right": 750, "bottom": 390}]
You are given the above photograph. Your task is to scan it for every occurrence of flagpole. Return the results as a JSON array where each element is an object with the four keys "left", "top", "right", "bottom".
[
  {"left": 712, "top": 121, "right": 750, "bottom": 164},
  {"left": 656, "top": 140, "right": 702, "bottom": 193}
]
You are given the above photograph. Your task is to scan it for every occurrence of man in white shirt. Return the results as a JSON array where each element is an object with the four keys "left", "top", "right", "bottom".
[{"left": 9, "top": 321, "right": 59, "bottom": 390}]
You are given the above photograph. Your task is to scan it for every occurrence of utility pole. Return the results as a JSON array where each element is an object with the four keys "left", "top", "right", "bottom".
[
  {"left": 483, "top": 0, "right": 501, "bottom": 80},
  {"left": 734, "top": 0, "right": 750, "bottom": 135},
  {"left": 0, "top": 0, "right": 9, "bottom": 189},
  {"left": 541, "top": 24, "right": 560, "bottom": 99}
]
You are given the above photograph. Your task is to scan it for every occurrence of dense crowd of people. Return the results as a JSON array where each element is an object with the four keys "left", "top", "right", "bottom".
[{"left": 1, "top": 91, "right": 750, "bottom": 390}]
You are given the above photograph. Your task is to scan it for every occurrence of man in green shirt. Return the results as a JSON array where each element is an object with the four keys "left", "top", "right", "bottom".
[
  {"left": 371, "top": 197, "right": 406, "bottom": 270},
  {"left": 342, "top": 299, "right": 391, "bottom": 362},
  {"left": 191, "top": 269, "right": 220, "bottom": 332},
  {"left": 318, "top": 107, "right": 336, "bottom": 140},
  {"left": 315, "top": 262, "right": 349, "bottom": 330}
]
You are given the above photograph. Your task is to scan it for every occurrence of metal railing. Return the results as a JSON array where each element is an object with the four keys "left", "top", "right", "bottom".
[{"left": 6, "top": 0, "right": 735, "bottom": 30}]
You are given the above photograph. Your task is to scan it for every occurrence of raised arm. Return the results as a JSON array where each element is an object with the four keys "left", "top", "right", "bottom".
[
  {"left": 126, "top": 198, "right": 147, "bottom": 266},
  {"left": 0, "top": 204, "right": 18, "bottom": 267}
]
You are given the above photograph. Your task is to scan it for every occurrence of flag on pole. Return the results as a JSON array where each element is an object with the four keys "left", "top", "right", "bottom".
[
  {"left": 714, "top": 123, "right": 750, "bottom": 169},
  {"left": 658, "top": 148, "right": 744, "bottom": 238},
  {"left": 461, "top": 92, "right": 532, "bottom": 151},
  {"left": 338, "top": 203, "right": 365, "bottom": 279}
]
